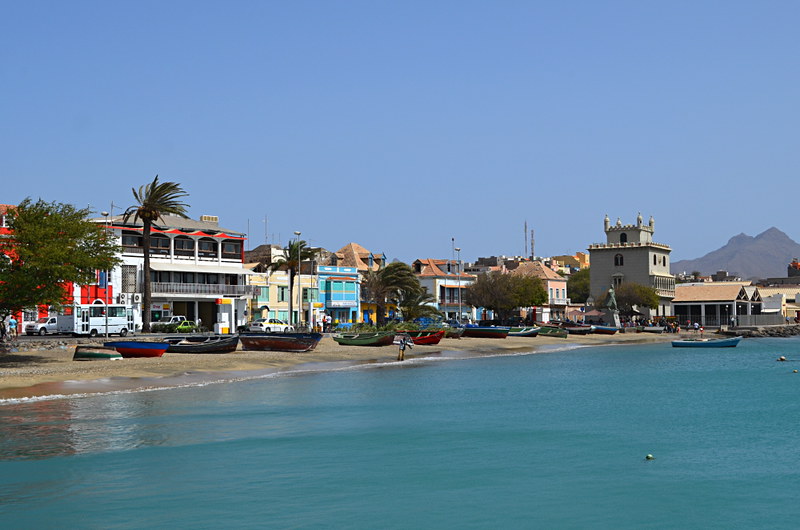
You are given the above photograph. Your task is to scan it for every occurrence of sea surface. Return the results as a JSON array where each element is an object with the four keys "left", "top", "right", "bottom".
[{"left": 2, "top": 336, "right": 800, "bottom": 529}]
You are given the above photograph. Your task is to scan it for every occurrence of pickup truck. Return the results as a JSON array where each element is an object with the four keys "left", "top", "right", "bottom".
[{"left": 25, "top": 316, "right": 74, "bottom": 336}]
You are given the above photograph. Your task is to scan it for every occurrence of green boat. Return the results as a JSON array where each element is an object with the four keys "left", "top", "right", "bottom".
[
  {"left": 537, "top": 326, "right": 568, "bottom": 339},
  {"left": 73, "top": 344, "right": 123, "bottom": 360},
  {"left": 332, "top": 331, "right": 395, "bottom": 346}
]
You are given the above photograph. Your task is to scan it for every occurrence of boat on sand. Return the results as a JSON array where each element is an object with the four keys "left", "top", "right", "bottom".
[
  {"left": 332, "top": 331, "right": 395, "bottom": 347},
  {"left": 239, "top": 332, "right": 323, "bottom": 352},
  {"left": 165, "top": 334, "right": 240, "bottom": 354},
  {"left": 103, "top": 341, "right": 171, "bottom": 358},
  {"left": 73, "top": 344, "right": 123, "bottom": 361},
  {"left": 396, "top": 330, "right": 446, "bottom": 345},
  {"left": 508, "top": 327, "right": 540, "bottom": 337},
  {"left": 462, "top": 326, "right": 509, "bottom": 339}
]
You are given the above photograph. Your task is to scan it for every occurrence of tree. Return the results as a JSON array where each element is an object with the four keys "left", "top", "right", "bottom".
[
  {"left": 124, "top": 175, "right": 189, "bottom": 332},
  {"left": 0, "top": 199, "right": 121, "bottom": 317},
  {"left": 397, "top": 289, "right": 442, "bottom": 323},
  {"left": 360, "top": 261, "right": 421, "bottom": 326},
  {"left": 268, "top": 239, "right": 318, "bottom": 327},
  {"left": 463, "top": 272, "right": 548, "bottom": 322},
  {"left": 567, "top": 268, "right": 591, "bottom": 304},
  {"left": 595, "top": 282, "right": 659, "bottom": 314}
]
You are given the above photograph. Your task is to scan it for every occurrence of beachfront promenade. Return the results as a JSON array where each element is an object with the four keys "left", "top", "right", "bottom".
[{"left": 0, "top": 332, "right": 681, "bottom": 399}]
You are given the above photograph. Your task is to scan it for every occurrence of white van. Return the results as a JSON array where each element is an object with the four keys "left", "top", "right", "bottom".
[{"left": 25, "top": 316, "right": 74, "bottom": 336}]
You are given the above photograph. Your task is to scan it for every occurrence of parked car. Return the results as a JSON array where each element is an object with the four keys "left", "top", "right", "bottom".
[
  {"left": 248, "top": 318, "right": 294, "bottom": 333},
  {"left": 175, "top": 320, "right": 198, "bottom": 333},
  {"left": 159, "top": 315, "right": 187, "bottom": 324}
]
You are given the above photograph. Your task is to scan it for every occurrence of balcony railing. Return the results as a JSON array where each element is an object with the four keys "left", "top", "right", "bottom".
[
  {"left": 151, "top": 282, "right": 258, "bottom": 296},
  {"left": 550, "top": 297, "right": 570, "bottom": 306}
]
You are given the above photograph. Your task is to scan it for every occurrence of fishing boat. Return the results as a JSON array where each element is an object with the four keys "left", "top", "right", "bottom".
[
  {"left": 592, "top": 325, "right": 619, "bottom": 335},
  {"left": 565, "top": 325, "right": 595, "bottom": 335},
  {"left": 332, "top": 331, "right": 395, "bottom": 346},
  {"left": 537, "top": 326, "right": 568, "bottom": 338},
  {"left": 165, "top": 334, "right": 240, "bottom": 354},
  {"left": 73, "top": 344, "right": 123, "bottom": 361},
  {"left": 103, "top": 340, "right": 171, "bottom": 358},
  {"left": 396, "top": 330, "right": 446, "bottom": 345},
  {"left": 445, "top": 327, "right": 464, "bottom": 339},
  {"left": 462, "top": 326, "right": 510, "bottom": 339},
  {"left": 671, "top": 336, "right": 742, "bottom": 348},
  {"left": 239, "top": 332, "right": 323, "bottom": 352},
  {"left": 508, "top": 326, "right": 540, "bottom": 337}
]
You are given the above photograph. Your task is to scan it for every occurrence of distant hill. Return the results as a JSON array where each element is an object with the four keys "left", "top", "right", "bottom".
[{"left": 670, "top": 227, "right": 800, "bottom": 280}]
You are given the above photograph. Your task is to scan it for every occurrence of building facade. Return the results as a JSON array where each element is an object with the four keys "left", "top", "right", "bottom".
[
  {"left": 412, "top": 258, "right": 475, "bottom": 321},
  {"left": 588, "top": 213, "right": 675, "bottom": 317}
]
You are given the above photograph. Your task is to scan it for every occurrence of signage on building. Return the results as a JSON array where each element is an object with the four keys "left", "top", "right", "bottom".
[{"left": 329, "top": 301, "right": 357, "bottom": 308}]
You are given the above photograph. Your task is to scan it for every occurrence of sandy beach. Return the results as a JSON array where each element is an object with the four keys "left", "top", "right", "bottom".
[{"left": 0, "top": 332, "right": 679, "bottom": 399}]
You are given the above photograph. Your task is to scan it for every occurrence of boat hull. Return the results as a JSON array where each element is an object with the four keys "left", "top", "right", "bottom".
[
  {"left": 104, "top": 341, "right": 171, "bottom": 358},
  {"left": 239, "top": 332, "right": 323, "bottom": 352},
  {"left": 537, "top": 326, "right": 568, "bottom": 338},
  {"left": 397, "top": 330, "right": 446, "bottom": 345},
  {"left": 508, "top": 327, "right": 540, "bottom": 337},
  {"left": 445, "top": 327, "right": 464, "bottom": 339},
  {"left": 332, "top": 332, "right": 395, "bottom": 346},
  {"left": 166, "top": 335, "right": 240, "bottom": 354},
  {"left": 73, "top": 345, "right": 123, "bottom": 361},
  {"left": 672, "top": 337, "right": 742, "bottom": 348},
  {"left": 592, "top": 326, "right": 619, "bottom": 335},
  {"left": 462, "top": 326, "right": 509, "bottom": 339},
  {"left": 565, "top": 326, "right": 594, "bottom": 335}
]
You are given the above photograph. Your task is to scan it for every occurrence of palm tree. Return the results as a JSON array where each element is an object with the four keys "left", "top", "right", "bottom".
[
  {"left": 268, "top": 239, "right": 317, "bottom": 327},
  {"left": 124, "top": 175, "right": 189, "bottom": 332},
  {"left": 397, "top": 289, "right": 442, "bottom": 322},
  {"left": 360, "top": 261, "right": 422, "bottom": 326}
]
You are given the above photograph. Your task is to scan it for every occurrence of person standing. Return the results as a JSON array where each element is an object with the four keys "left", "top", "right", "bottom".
[{"left": 8, "top": 315, "right": 17, "bottom": 338}]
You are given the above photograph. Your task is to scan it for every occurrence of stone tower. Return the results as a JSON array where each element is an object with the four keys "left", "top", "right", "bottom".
[{"left": 588, "top": 213, "right": 675, "bottom": 318}]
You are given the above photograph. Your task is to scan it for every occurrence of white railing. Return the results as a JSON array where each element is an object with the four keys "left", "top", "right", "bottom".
[{"left": 152, "top": 282, "right": 257, "bottom": 296}]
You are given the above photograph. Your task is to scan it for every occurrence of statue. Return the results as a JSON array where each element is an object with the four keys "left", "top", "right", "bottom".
[{"left": 606, "top": 287, "right": 618, "bottom": 311}]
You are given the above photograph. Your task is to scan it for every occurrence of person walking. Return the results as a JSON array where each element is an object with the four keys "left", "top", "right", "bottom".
[
  {"left": 8, "top": 316, "right": 17, "bottom": 338},
  {"left": 397, "top": 334, "right": 413, "bottom": 361}
]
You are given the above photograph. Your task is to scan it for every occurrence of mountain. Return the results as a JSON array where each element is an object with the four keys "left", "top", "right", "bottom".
[{"left": 670, "top": 227, "right": 800, "bottom": 280}]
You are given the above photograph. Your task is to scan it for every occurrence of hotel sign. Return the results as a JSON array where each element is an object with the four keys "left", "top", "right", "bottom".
[{"left": 329, "top": 300, "right": 357, "bottom": 308}]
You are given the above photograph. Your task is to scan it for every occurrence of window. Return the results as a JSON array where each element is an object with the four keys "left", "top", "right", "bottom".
[
  {"left": 222, "top": 240, "right": 241, "bottom": 259},
  {"left": 614, "top": 254, "right": 624, "bottom": 266},
  {"left": 278, "top": 286, "right": 288, "bottom": 302},
  {"left": 620, "top": 233, "right": 628, "bottom": 243},
  {"left": 149, "top": 235, "right": 170, "bottom": 254},
  {"left": 122, "top": 231, "right": 143, "bottom": 249},
  {"left": 175, "top": 237, "right": 194, "bottom": 255},
  {"left": 198, "top": 238, "right": 217, "bottom": 257}
]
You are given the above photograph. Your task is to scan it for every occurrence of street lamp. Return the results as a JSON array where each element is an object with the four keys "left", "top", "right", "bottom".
[
  {"left": 455, "top": 247, "right": 461, "bottom": 323},
  {"left": 102, "top": 211, "right": 110, "bottom": 338},
  {"left": 294, "top": 231, "right": 301, "bottom": 329}
]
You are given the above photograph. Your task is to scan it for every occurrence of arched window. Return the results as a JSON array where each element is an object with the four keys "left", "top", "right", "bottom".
[
  {"left": 619, "top": 233, "right": 628, "bottom": 243},
  {"left": 614, "top": 254, "right": 624, "bottom": 266},
  {"left": 174, "top": 236, "right": 195, "bottom": 257}
]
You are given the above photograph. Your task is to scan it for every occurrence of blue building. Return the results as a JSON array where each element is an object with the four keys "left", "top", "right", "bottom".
[{"left": 317, "top": 266, "right": 360, "bottom": 325}]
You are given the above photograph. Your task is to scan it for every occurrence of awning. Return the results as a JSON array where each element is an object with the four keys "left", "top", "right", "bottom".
[{"left": 149, "top": 262, "right": 255, "bottom": 275}]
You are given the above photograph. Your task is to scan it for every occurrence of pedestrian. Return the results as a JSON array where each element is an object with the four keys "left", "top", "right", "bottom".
[
  {"left": 0, "top": 319, "right": 6, "bottom": 340},
  {"left": 397, "top": 334, "right": 413, "bottom": 361},
  {"left": 8, "top": 315, "right": 17, "bottom": 338}
]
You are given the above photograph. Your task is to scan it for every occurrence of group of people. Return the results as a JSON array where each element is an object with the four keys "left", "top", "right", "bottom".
[{"left": 0, "top": 316, "right": 18, "bottom": 340}]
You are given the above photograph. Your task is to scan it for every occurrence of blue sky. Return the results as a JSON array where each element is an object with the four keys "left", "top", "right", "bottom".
[{"left": 3, "top": 1, "right": 799, "bottom": 264}]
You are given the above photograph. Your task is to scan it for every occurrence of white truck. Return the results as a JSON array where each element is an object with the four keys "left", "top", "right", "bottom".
[{"left": 25, "top": 316, "right": 74, "bottom": 336}]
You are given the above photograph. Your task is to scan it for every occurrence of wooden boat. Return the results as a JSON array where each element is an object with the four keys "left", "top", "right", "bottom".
[
  {"left": 565, "top": 325, "right": 595, "bottom": 335},
  {"left": 462, "top": 326, "right": 510, "bottom": 339},
  {"left": 103, "top": 341, "right": 171, "bottom": 358},
  {"left": 445, "top": 327, "right": 464, "bottom": 339},
  {"left": 671, "top": 336, "right": 742, "bottom": 348},
  {"left": 73, "top": 344, "right": 123, "bottom": 361},
  {"left": 592, "top": 325, "right": 619, "bottom": 335},
  {"left": 397, "top": 330, "right": 446, "bottom": 345},
  {"left": 239, "top": 332, "right": 323, "bottom": 352},
  {"left": 537, "top": 326, "right": 568, "bottom": 338},
  {"left": 332, "top": 331, "right": 395, "bottom": 346},
  {"left": 508, "top": 326, "right": 540, "bottom": 337},
  {"left": 165, "top": 334, "right": 240, "bottom": 354},
  {"left": 642, "top": 326, "right": 666, "bottom": 333}
]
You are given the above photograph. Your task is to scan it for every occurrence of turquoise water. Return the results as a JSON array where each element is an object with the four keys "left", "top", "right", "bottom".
[{"left": 2, "top": 337, "right": 800, "bottom": 528}]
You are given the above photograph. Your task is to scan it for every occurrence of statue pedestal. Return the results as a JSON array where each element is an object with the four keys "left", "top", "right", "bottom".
[{"left": 604, "top": 309, "right": 621, "bottom": 328}]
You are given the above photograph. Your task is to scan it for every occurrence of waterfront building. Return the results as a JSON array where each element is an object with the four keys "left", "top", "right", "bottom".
[
  {"left": 412, "top": 258, "right": 475, "bottom": 322},
  {"left": 326, "top": 242, "right": 389, "bottom": 323},
  {"left": 588, "top": 213, "right": 675, "bottom": 318},
  {"left": 316, "top": 265, "right": 360, "bottom": 325},
  {"left": 512, "top": 261, "right": 568, "bottom": 322},
  {"left": 671, "top": 283, "right": 777, "bottom": 327},
  {"left": 105, "top": 213, "right": 255, "bottom": 333}
]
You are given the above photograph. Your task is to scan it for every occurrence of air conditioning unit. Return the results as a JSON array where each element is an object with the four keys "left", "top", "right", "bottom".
[
  {"left": 118, "top": 293, "right": 128, "bottom": 304},
  {"left": 132, "top": 293, "right": 142, "bottom": 303}
]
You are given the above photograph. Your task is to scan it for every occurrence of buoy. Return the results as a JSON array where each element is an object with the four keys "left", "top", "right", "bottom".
[
  {"left": 794, "top": 370, "right": 797, "bottom": 373},
  {"left": 778, "top": 356, "right": 787, "bottom": 362},
  {"left": 645, "top": 454, "right": 655, "bottom": 460}
]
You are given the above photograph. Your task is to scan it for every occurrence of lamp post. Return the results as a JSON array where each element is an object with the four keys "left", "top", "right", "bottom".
[
  {"left": 102, "top": 211, "right": 110, "bottom": 338},
  {"left": 294, "top": 231, "right": 301, "bottom": 329},
  {"left": 455, "top": 247, "right": 461, "bottom": 323}
]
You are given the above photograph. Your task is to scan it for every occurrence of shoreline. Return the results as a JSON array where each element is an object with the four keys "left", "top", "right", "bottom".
[{"left": 0, "top": 332, "right": 679, "bottom": 400}]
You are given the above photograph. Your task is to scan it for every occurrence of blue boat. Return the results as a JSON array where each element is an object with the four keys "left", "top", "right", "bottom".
[
  {"left": 671, "top": 336, "right": 742, "bottom": 348},
  {"left": 104, "top": 340, "right": 171, "bottom": 357}
]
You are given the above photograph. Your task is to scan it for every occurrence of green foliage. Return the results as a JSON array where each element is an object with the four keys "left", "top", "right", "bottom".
[
  {"left": 124, "top": 175, "right": 190, "bottom": 332},
  {"left": 463, "top": 272, "right": 548, "bottom": 320},
  {"left": 360, "top": 261, "right": 424, "bottom": 326},
  {"left": 567, "top": 268, "right": 591, "bottom": 304},
  {"left": 596, "top": 282, "right": 660, "bottom": 312},
  {"left": 397, "top": 289, "right": 442, "bottom": 322},
  {"left": 0, "top": 199, "right": 121, "bottom": 316}
]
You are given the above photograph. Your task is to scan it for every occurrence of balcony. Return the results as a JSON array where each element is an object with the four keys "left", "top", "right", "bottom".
[
  {"left": 550, "top": 297, "right": 570, "bottom": 306},
  {"left": 151, "top": 282, "right": 258, "bottom": 297}
]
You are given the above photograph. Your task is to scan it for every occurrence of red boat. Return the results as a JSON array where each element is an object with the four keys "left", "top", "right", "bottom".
[
  {"left": 104, "top": 341, "right": 171, "bottom": 358},
  {"left": 397, "top": 330, "right": 446, "bottom": 345}
]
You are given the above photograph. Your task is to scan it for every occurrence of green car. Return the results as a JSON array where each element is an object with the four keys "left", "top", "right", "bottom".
[{"left": 175, "top": 321, "right": 198, "bottom": 333}]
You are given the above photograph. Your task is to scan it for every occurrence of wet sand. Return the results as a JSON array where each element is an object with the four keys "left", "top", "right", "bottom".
[{"left": 0, "top": 332, "right": 679, "bottom": 399}]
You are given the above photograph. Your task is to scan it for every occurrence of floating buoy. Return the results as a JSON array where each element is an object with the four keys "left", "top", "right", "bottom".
[
  {"left": 778, "top": 356, "right": 787, "bottom": 362},
  {"left": 794, "top": 370, "right": 797, "bottom": 373},
  {"left": 645, "top": 454, "right": 655, "bottom": 460}
]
